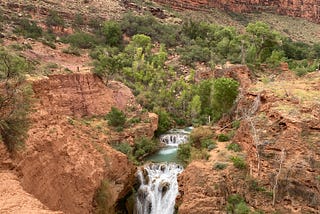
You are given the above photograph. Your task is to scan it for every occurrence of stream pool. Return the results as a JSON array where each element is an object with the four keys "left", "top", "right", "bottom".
[
  {"left": 145, "top": 127, "right": 193, "bottom": 163},
  {"left": 135, "top": 127, "right": 192, "bottom": 214}
]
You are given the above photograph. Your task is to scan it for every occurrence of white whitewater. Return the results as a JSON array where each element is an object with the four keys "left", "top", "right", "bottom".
[
  {"left": 136, "top": 163, "right": 183, "bottom": 214},
  {"left": 159, "top": 128, "right": 192, "bottom": 146},
  {"left": 135, "top": 128, "right": 191, "bottom": 214}
]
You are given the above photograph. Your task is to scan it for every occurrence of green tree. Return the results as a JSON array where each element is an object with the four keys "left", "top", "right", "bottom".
[
  {"left": 92, "top": 47, "right": 123, "bottom": 84},
  {"left": 246, "top": 22, "right": 280, "bottom": 63},
  {"left": 0, "top": 49, "right": 28, "bottom": 80},
  {"left": 189, "top": 95, "right": 201, "bottom": 120},
  {"left": 212, "top": 77, "right": 239, "bottom": 120},
  {"left": 152, "top": 44, "right": 167, "bottom": 68},
  {"left": 101, "top": 21, "right": 122, "bottom": 47},
  {"left": 266, "top": 50, "right": 286, "bottom": 68},
  {"left": 154, "top": 108, "right": 172, "bottom": 136},
  {"left": 126, "top": 34, "right": 152, "bottom": 55},
  {"left": 0, "top": 48, "right": 32, "bottom": 152}
]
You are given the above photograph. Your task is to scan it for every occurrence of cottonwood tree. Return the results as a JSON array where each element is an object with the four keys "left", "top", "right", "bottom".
[
  {"left": 246, "top": 22, "right": 280, "bottom": 63},
  {"left": 211, "top": 77, "right": 239, "bottom": 120}
]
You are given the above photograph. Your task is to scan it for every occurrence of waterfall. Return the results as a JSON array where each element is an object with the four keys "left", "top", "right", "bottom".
[
  {"left": 159, "top": 128, "right": 191, "bottom": 146},
  {"left": 136, "top": 163, "right": 183, "bottom": 214},
  {"left": 135, "top": 128, "right": 191, "bottom": 214}
]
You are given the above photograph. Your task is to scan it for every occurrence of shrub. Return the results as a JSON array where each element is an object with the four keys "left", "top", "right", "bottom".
[
  {"left": 227, "top": 143, "right": 241, "bottom": 152},
  {"left": 63, "top": 32, "right": 97, "bottom": 49},
  {"left": 133, "top": 137, "right": 159, "bottom": 159},
  {"left": 62, "top": 46, "right": 81, "bottom": 56},
  {"left": 234, "top": 202, "right": 250, "bottom": 214},
  {"left": 105, "top": 107, "right": 126, "bottom": 128},
  {"left": 121, "top": 13, "right": 180, "bottom": 47},
  {"left": 248, "top": 178, "right": 266, "bottom": 192},
  {"left": 42, "top": 40, "right": 56, "bottom": 49},
  {"left": 179, "top": 45, "right": 211, "bottom": 66},
  {"left": 201, "top": 138, "right": 216, "bottom": 151},
  {"left": 230, "top": 156, "right": 247, "bottom": 169},
  {"left": 93, "top": 179, "right": 113, "bottom": 214},
  {"left": 72, "top": 13, "right": 84, "bottom": 29},
  {"left": 282, "top": 38, "right": 310, "bottom": 60},
  {"left": 293, "top": 66, "right": 309, "bottom": 77},
  {"left": 115, "top": 126, "right": 124, "bottom": 132},
  {"left": 128, "top": 117, "right": 141, "bottom": 125},
  {"left": 112, "top": 142, "right": 132, "bottom": 156},
  {"left": 46, "top": 10, "right": 65, "bottom": 28},
  {"left": 91, "top": 46, "right": 124, "bottom": 83},
  {"left": 101, "top": 21, "right": 122, "bottom": 47},
  {"left": 190, "top": 148, "right": 210, "bottom": 161},
  {"left": 190, "top": 127, "right": 213, "bottom": 148},
  {"left": 227, "top": 194, "right": 244, "bottom": 205},
  {"left": 213, "top": 162, "right": 228, "bottom": 170},
  {"left": 232, "top": 120, "right": 241, "bottom": 129},
  {"left": 89, "top": 17, "right": 104, "bottom": 33},
  {"left": 207, "top": 143, "right": 217, "bottom": 151},
  {"left": 177, "top": 143, "right": 192, "bottom": 164},
  {"left": 218, "top": 133, "right": 230, "bottom": 142},
  {"left": 14, "top": 18, "right": 43, "bottom": 39},
  {"left": 226, "top": 194, "right": 250, "bottom": 214}
]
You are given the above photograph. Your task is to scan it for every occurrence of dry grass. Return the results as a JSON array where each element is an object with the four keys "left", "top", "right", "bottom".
[
  {"left": 175, "top": 8, "right": 320, "bottom": 44},
  {"left": 250, "top": 72, "right": 320, "bottom": 122},
  {"left": 252, "top": 73, "right": 320, "bottom": 103},
  {"left": 247, "top": 12, "right": 320, "bottom": 44}
]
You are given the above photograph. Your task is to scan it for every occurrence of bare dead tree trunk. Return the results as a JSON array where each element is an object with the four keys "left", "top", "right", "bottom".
[
  {"left": 249, "top": 118, "right": 261, "bottom": 177},
  {"left": 245, "top": 94, "right": 261, "bottom": 177},
  {"left": 272, "top": 148, "right": 285, "bottom": 206}
]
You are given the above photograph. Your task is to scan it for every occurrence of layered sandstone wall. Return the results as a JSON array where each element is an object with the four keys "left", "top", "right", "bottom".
[
  {"left": 1, "top": 73, "right": 157, "bottom": 214},
  {"left": 15, "top": 73, "right": 138, "bottom": 213},
  {"left": 153, "top": 0, "right": 320, "bottom": 23}
]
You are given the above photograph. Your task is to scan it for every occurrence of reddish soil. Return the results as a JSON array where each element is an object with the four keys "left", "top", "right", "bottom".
[{"left": 178, "top": 70, "right": 320, "bottom": 213}]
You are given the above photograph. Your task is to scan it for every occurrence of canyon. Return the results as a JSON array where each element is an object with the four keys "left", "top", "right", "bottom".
[{"left": 0, "top": 0, "right": 320, "bottom": 213}]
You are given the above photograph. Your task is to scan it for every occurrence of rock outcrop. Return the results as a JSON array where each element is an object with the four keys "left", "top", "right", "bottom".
[
  {"left": 177, "top": 71, "right": 320, "bottom": 213},
  {"left": 153, "top": 0, "right": 320, "bottom": 23},
  {"left": 0, "top": 171, "right": 62, "bottom": 214},
  {"left": 31, "top": 73, "right": 137, "bottom": 117},
  {"left": 0, "top": 72, "right": 157, "bottom": 214},
  {"left": 177, "top": 162, "right": 226, "bottom": 214},
  {"left": 232, "top": 72, "right": 320, "bottom": 212}
]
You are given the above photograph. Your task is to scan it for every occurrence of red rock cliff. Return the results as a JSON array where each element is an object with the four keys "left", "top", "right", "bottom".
[
  {"left": 153, "top": 0, "right": 320, "bottom": 23},
  {"left": 7, "top": 73, "right": 157, "bottom": 214}
]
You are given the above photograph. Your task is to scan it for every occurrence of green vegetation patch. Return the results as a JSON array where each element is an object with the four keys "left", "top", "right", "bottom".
[
  {"left": 0, "top": 48, "right": 33, "bottom": 152},
  {"left": 105, "top": 107, "right": 126, "bottom": 128},
  {"left": 230, "top": 156, "right": 247, "bottom": 169},
  {"left": 227, "top": 143, "right": 242, "bottom": 152}
]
